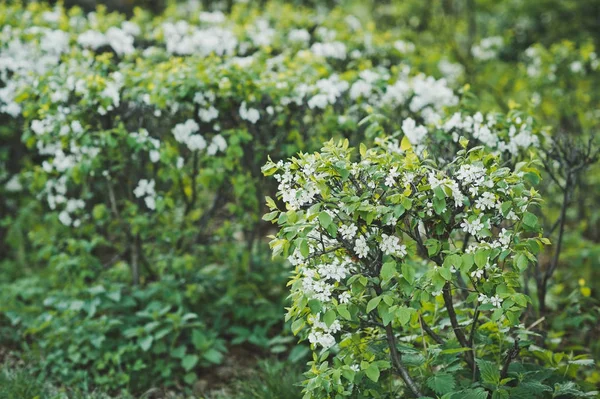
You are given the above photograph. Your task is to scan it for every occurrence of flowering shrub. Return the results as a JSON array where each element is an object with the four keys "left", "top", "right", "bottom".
[
  {"left": 0, "top": 0, "right": 598, "bottom": 396},
  {"left": 264, "top": 136, "right": 594, "bottom": 397},
  {"left": 0, "top": 1, "right": 461, "bottom": 252},
  {"left": 0, "top": 1, "right": 469, "bottom": 393}
]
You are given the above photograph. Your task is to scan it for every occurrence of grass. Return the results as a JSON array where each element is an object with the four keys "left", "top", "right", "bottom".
[
  {"left": 0, "top": 366, "right": 111, "bottom": 399},
  {"left": 0, "top": 359, "right": 304, "bottom": 399},
  {"left": 223, "top": 360, "right": 304, "bottom": 399}
]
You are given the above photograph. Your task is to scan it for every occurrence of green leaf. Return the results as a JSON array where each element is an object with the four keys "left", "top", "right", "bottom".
[
  {"left": 477, "top": 359, "right": 500, "bottom": 385},
  {"left": 291, "top": 319, "right": 305, "bottom": 335},
  {"left": 425, "top": 239, "right": 440, "bottom": 256},
  {"left": 365, "top": 364, "right": 380, "bottom": 382},
  {"left": 513, "top": 293, "right": 528, "bottom": 307},
  {"left": 380, "top": 261, "right": 396, "bottom": 283},
  {"left": 514, "top": 252, "right": 528, "bottom": 271},
  {"left": 192, "top": 330, "right": 207, "bottom": 350},
  {"left": 401, "top": 197, "right": 412, "bottom": 210},
  {"left": 299, "top": 239, "right": 309, "bottom": 258},
  {"left": 401, "top": 263, "right": 415, "bottom": 284},
  {"left": 171, "top": 346, "right": 186, "bottom": 359},
  {"left": 323, "top": 309, "right": 336, "bottom": 327},
  {"left": 440, "top": 347, "right": 472, "bottom": 355},
  {"left": 451, "top": 388, "right": 488, "bottom": 399},
  {"left": 337, "top": 305, "right": 351, "bottom": 320},
  {"left": 501, "top": 201, "right": 512, "bottom": 217},
  {"left": 400, "top": 136, "right": 412, "bottom": 151},
  {"left": 433, "top": 186, "right": 446, "bottom": 200},
  {"left": 492, "top": 389, "right": 510, "bottom": 399},
  {"left": 474, "top": 249, "right": 490, "bottom": 268},
  {"left": 139, "top": 335, "right": 153, "bottom": 352},
  {"left": 396, "top": 306, "right": 412, "bottom": 325},
  {"left": 359, "top": 143, "right": 367, "bottom": 157},
  {"left": 426, "top": 373, "right": 456, "bottom": 395},
  {"left": 461, "top": 253, "right": 474, "bottom": 272},
  {"left": 439, "top": 266, "right": 453, "bottom": 281},
  {"left": 308, "top": 299, "right": 322, "bottom": 314},
  {"left": 318, "top": 211, "right": 332, "bottom": 228},
  {"left": 182, "top": 354, "right": 199, "bottom": 371},
  {"left": 433, "top": 196, "right": 446, "bottom": 214},
  {"left": 381, "top": 306, "right": 394, "bottom": 326},
  {"left": 492, "top": 308, "right": 503, "bottom": 321},
  {"left": 366, "top": 297, "right": 381, "bottom": 313},
  {"left": 523, "top": 212, "right": 538, "bottom": 228},
  {"left": 443, "top": 254, "right": 462, "bottom": 270},
  {"left": 202, "top": 348, "right": 223, "bottom": 364},
  {"left": 262, "top": 211, "right": 278, "bottom": 221}
]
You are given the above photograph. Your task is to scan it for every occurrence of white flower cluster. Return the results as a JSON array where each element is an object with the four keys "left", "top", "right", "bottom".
[
  {"left": 354, "top": 235, "right": 369, "bottom": 259},
  {"left": 460, "top": 215, "right": 486, "bottom": 236},
  {"left": 339, "top": 224, "right": 358, "bottom": 240},
  {"left": 161, "top": 21, "right": 237, "bottom": 56},
  {"left": 385, "top": 167, "right": 400, "bottom": 187},
  {"left": 401, "top": 118, "right": 428, "bottom": 149},
  {"left": 130, "top": 129, "right": 161, "bottom": 163},
  {"left": 478, "top": 293, "right": 503, "bottom": 308},
  {"left": 133, "top": 179, "right": 157, "bottom": 210},
  {"left": 443, "top": 112, "right": 540, "bottom": 156},
  {"left": 273, "top": 160, "right": 320, "bottom": 210},
  {"left": 78, "top": 25, "right": 137, "bottom": 56},
  {"left": 393, "top": 40, "right": 415, "bottom": 54},
  {"left": 349, "top": 70, "right": 384, "bottom": 100},
  {"left": 475, "top": 192, "right": 496, "bottom": 211},
  {"left": 380, "top": 234, "right": 407, "bottom": 257},
  {"left": 381, "top": 72, "right": 458, "bottom": 125},
  {"left": 44, "top": 173, "right": 86, "bottom": 227},
  {"left": 438, "top": 59, "right": 464, "bottom": 85},
  {"left": 472, "top": 36, "right": 503, "bottom": 61},
  {"left": 172, "top": 119, "right": 206, "bottom": 151},
  {"left": 524, "top": 46, "right": 543, "bottom": 78},
  {"left": 308, "top": 313, "right": 342, "bottom": 349},
  {"left": 428, "top": 172, "right": 465, "bottom": 207},
  {"left": 409, "top": 75, "right": 458, "bottom": 123},
  {"left": 288, "top": 29, "right": 311, "bottom": 45},
  {"left": 310, "top": 41, "right": 347, "bottom": 60},
  {"left": 172, "top": 119, "right": 228, "bottom": 154},
  {"left": 300, "top": 254, "right": 352, "bottom": 309},
  {"left": 58, "top": 198, "right": 85, "bottom": 227},
  {"left": 455, "top": 164, "right": 488, "bottom": 187},
  {"left": 239, "top": 101, "right": 260, "bottom": 124},
  {"left": 307, "top": 74, "right": 350, "bottom": 109},
  {"left": 0, "top": 27, "right": 70, "bottom": 116}
]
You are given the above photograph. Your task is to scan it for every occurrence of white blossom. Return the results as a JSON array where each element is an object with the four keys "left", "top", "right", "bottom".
[
  {"left": 339, "top": 224, "right": 358, "bottom": 240},
  {"left": 354, "top": 236, "right": 369, "bottom": 258},
  {"left": 239, "top": 101, "right": 260, "bottom": 124}
]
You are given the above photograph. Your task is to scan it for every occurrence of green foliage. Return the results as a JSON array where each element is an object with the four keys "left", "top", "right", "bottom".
[
  {"left": 0, "top": 0, "right": 598, "bottom": 397},
  {"left": 0, "top": 364, "right": 117, "bottom": 399},
  {"left": 228, "top": 360, "right": 304, "bottom": 399}
]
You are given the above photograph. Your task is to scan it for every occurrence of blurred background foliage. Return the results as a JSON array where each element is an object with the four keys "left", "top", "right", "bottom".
[{"left": 0, "top": 0, "right": 598, "bottom": 397}]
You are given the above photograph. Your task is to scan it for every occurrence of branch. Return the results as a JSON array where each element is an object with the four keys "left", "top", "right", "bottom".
[
  {"left": 130, "top": 234, "right": 140, "bottom": 286},
  {"left": 419, "top": 314, "right": 445, "bottom": 345},
  {"left": 544, "top": 177, "right": 570, "bottom": 283},
  {"left": 442, "top": 283, "right": 475, "bottom": 369},
  {"left": 385, "top": 324, "right": 423, "bottom": 398},
  {"left": 184, "top": 151, "right": 200, "bottom": 215},
  {"left": 500, "top": 339, "right": 519, "bottom": 380},
  {"left": 469, "top": 308, "right": 480, "bottom": 347}
]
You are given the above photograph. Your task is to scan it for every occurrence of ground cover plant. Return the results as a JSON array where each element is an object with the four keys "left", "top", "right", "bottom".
[{"left": 0, "top": 0, "right": 598, "bottom": 397}]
